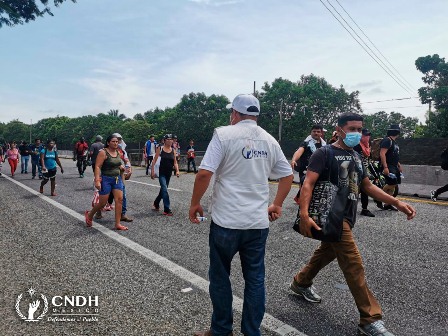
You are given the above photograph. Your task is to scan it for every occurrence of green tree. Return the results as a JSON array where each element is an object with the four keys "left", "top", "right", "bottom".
[
  {"left": 0, "top": 0, "right": 76, "bottom": 28},
  {"left": 260, "top": 75, "right": 361, "bottom": 142},
  {"left": 363, "top": 111, "right": 419, "bottom": 139},
  {"left": 415, "top": 54, "right": 448, "bottom": 110},
  {"left": 415, "top": 54, "right": 448, "bottom": 137},
  {"left": 2, "top": 120, "right": 30, "bottom": 142}
]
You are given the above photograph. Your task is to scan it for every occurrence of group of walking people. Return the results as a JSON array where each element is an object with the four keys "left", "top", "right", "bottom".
[{"left": 188, "top": 94, "right": 417, "bottom": 336}]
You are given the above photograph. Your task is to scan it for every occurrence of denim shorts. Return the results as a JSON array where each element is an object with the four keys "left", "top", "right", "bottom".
[{"left": 99, "top": 175, "right": 123, "bottom": 195}]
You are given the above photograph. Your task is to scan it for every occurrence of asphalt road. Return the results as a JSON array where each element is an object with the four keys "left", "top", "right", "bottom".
[{"left": 0, "top": 160, "right": 447, "bottom": 336}]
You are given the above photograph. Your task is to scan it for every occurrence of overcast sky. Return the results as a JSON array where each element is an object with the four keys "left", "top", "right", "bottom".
[{"left": 1, "top": 0, "right": 446, "bottom": 124}]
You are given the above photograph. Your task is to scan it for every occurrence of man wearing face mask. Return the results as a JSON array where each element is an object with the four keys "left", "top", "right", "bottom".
[
  {"left": 290, "top": 113, "right": 416, "bottom": 336},
  {"left": 189, "top": 94, "right": 293, "bottom": 336}
]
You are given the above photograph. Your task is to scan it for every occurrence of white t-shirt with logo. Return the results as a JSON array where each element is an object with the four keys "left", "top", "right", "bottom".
[{"left": 199, "top": 120, "right": 292, "bottom": 230}]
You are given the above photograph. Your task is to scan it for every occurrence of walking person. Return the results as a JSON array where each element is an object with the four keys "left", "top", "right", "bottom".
[
  {"left": 354, "top": 128, "right": 375, "bottom": 217},
  {"left": 151, "top": 134, "right": 180, "bottom": 216},
  {"left": 104, "top": 133, "right": 133, "bottom": 222},
  {"left": 430, "top": 144, "right": 448, "bottom": 201},
  {"left": 291, "top": 125, "right": 325, "bottom": 204},
  {"left": 291, "top": 112, "right": 416, "bottom": 336},
  {"left": 186, "top": 139, "right": 198, "bottom": 173},
  {"left": 30, "top": 138, "right": 43, "bottom": 179},
  {"left": 89, "top": 135, "right": 104, "bottom": 173},
  {"left": 0, "top": 146, "right": 3, "bottom": 176},
  {"left": 144, "top": 135, "right": 157, "bottom": 175},
  {"left": 6, "top": 142, "right": 20, "bottom": 177},
  {"left": 189, "top": 94, "right": 293, "bottom": 336},
  {"left": 84, "top": 135, "right": 128, "bottom": 230},
  {"left": 378, "top": 125, "right": 403, "bottom": 210},
  {"left": 39, "top": 139, "right": 64, "bottom": 196},
  {"left": 73, "top": 136, "right": 89, "bottom": 178},
  {"left": 18, "top": 141, "right": 31, "bottom": 174}
]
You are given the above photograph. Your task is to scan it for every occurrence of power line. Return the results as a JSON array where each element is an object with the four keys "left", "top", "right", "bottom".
[
  {"left": 363, "top": 105, "right": 426, "bottom": 110},
  {"left": 318, "top": 0, "right": 413, "bottom": 96},
  {"left": 333, "top": 0, "right": 417, "bottom": 92},
  {"left": 323, "top": 0, "right": 415, "bottom": 96},
  {"left": 362, "top": 97, "right": 420, "bottom": 104}
]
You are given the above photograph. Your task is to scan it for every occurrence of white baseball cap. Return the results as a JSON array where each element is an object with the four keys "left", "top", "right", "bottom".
[
  {"left": 112, "top": 133, "right": 122, "bottom": 139},
  {"left": 226, "top": 94, "right": 260, "bottom": 116}
]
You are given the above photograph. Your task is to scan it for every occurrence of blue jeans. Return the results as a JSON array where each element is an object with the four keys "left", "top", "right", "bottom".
[
  {"left": 31, "top": 157, "right": 42, "bottom": 177},
  {"left": 21, "top": 156, "right": 29, "bottom": 173},
  {"left": 209, "top": 221, "right": 269, "bottom": 336},
  {"left": 154, "top": 173, "right": 171, "bottom": 212}
]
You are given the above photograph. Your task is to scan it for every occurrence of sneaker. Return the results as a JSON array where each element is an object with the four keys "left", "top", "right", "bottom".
[
  {"left": 152, "top": 204, "right": 160, "bottom": 211},
  {"left": 289, "top": 280, "right": 321, "bottom": 303},
  {"left": 358, "top": 320, "right": 394, "bottom": 336},
  {"left": 32, "top": 175, "right": 35, "bottom": 179},
  {"left": 430, "top": 190, "right": 437, "bottom": 202},
  {"left": 383, "top": 205, "right": 398, "bottom": 211},
  {"left": 163, "top": 210, "right": 173, "bottom": 216},
  {"left": 360, "top": 209, "right": 375, "bottom": 217}
]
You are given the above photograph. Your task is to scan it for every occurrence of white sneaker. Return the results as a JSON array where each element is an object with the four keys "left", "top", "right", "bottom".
[{"left": 430, "top": 190, "right": 437, "bottom": 202}]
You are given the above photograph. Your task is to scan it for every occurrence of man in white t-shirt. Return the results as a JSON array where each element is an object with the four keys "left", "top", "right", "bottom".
[{"left": 189, "top": 94, "right": 293, "bottom": 336}]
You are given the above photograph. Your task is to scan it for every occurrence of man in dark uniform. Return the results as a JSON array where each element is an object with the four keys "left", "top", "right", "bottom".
[{"left": 379, "top": 124, "right": 402, "bottom": 211}]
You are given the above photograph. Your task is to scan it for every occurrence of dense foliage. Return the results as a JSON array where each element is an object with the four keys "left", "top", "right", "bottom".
[
  {"left": 2, "top": 69, "right": 439, "bottom": 149},
  {"left": 415, "top": 54, "right": 448, "bottom": 137}
]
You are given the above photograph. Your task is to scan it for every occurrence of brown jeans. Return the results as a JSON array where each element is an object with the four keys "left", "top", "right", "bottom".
[{"left": 294, "top": 221, "right": 382, "bottom": 325}]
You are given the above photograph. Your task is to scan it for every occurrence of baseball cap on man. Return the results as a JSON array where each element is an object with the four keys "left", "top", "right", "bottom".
[
  {"left": 362, "top": 128, "right": 371, "bottom": 136},
  {"left": 95, "top": 135, "right": 103, "bottom": 141},
  {"left": 226, "top": 94, "right": 260, "bottom": 116}
]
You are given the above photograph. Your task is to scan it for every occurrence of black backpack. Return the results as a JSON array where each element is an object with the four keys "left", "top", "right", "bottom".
[{"left": 441, "top": 148, "right": 448, "bottom": 170}]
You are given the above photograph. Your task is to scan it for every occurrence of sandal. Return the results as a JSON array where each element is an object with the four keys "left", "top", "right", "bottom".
[
  {"left": 39, "top": 186, "right": 43, "bottom": 194},
  {"left": 84, "top": 210, "right": 93, "bottom": 227},
  {"left": 152, "top": 204, "right": 160, "bottom": 211},
  {"left": 115, "top": 224, "right": 128, "bottom": 231}
]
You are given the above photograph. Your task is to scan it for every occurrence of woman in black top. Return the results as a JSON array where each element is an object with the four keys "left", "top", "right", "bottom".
[{"left": 151, "top": 134, "right": 179, "bottom": 216}]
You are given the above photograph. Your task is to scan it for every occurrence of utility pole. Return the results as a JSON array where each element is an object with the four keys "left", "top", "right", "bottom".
[
  {"left": 278, "top": 100, "right": 283, "bottom": 144},
  {"left": 253, "top": 81, "right": 256, "bottom": 96},
  {"left": 29, "top": 119, "right": 32, "bottom": 143}
]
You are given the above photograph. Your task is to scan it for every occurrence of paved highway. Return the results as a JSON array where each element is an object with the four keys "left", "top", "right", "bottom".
[{"left": 0, "top": 160, "right": 447, "bottom": 336}]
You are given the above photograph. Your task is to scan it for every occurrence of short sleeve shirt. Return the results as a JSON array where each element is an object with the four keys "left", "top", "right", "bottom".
[
  {"left": 380, "top": 137, "right": 399, "bottom": 168},
  {"left": 89, "top": 142, "right": 104, "bottom": 163},
  {"left": 40, "top": 148, "right": 57, "bottom": 170},
  {"left": 307, "top": 145, "right": 367, "bottom": 227},
  {"left": 200, "top": 120, "right": 292, "bottom": 229},
  {"left": 299, "top": 140, "right": 323, "bottom": 175}
]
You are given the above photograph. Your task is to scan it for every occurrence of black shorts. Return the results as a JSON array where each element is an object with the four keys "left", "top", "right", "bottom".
[{"left": 43, "top": 168, "right": 57, "bottom": 180}]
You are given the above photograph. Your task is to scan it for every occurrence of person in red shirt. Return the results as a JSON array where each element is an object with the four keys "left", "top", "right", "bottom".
[{"left": 73, "top": 137, "right": 89, "bottom": 178}]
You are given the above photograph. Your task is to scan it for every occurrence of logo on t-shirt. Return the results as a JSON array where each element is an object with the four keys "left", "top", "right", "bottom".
[{"left": 241, "top": 145, "right": 268, "bottom": 160}]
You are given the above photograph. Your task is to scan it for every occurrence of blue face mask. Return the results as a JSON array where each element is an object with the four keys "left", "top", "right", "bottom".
[{"left": 341, "top": 130, "right": 362, "bottom": 148}]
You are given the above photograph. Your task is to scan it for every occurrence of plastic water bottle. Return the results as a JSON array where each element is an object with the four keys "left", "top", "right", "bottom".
[
  {"left": 388, "top": 173, "right": 397, "bottom": 179},
  {"left": 196, "top": 216, "right": 208, "bottom": 222},
  {"left": 400, "top": 173, "right": 404, "bottom": 179}
]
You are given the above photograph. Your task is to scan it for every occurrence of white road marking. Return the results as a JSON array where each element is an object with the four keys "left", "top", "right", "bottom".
[
  {"left": 127, "top": 179, "right": 182, "bottom": 191},
  {"left": 4, "top": 175, "right": 307, "bottom": 336}
]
